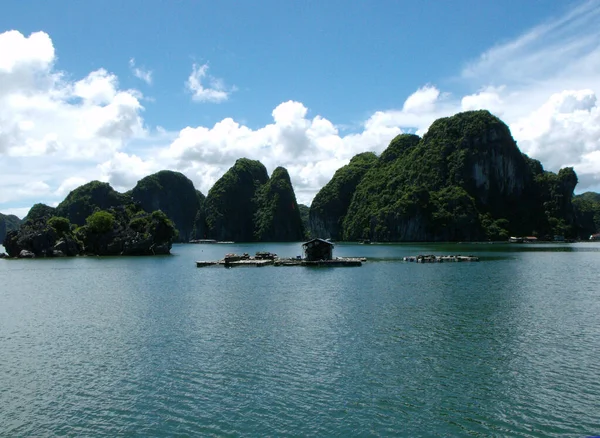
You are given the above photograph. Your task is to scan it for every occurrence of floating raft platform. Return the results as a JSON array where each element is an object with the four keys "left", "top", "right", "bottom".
[
  {"left": 275, "top": 257, "right": 365, "bottom": 267},
  {"left": 403, "top": 254, "right": 479, "bottom": 263},
  {"left": 196, "top": 256, "right": 365, "bottom": 268}
]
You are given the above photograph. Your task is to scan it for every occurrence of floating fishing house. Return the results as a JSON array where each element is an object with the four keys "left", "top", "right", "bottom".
[
  {"left": 196, "top": 238, "right": 363, "bottom": 267},
  {"left": 302, "top": 238, "right": 334, "bottom": 261}
]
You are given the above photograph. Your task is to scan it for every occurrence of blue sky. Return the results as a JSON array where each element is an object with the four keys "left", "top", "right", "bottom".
[
  {"left": 1, "top": 0, "right": 599, "bottom": 217},
  {"left": 3, "top": 0, "right": 574, "bottom": 128}
]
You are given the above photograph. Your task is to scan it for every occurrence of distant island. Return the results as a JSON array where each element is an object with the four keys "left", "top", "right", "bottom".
[{"left": 2, "top": 110, "right": 600, "bottom": 258}]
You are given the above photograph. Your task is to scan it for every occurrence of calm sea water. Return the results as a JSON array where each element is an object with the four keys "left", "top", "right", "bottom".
[{"left": 1, "top": 242, "right": 600, "bottom": 437}]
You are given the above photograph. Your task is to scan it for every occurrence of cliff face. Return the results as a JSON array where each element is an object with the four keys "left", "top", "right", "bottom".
[
  {"left": 254, "top": 167, "right": 305, "bottom": 241},
  {"left": 129, "top": 170, "right": 203, "bottom": 242},
  {"left": 56, "top": 181, "right": 132, "bottom": 226},
  {"left": 338, "top": 110, "right": 578, "bottom": 241},
  {"left": 309, "top": 152, "right": 378, "bottom": 240},
  {"left": 573, "top": 192, "right": 600, "bottom": 237},
  {"left": 191, "top": 190, "right": 207, "bottom": 240},
  {"left": 0, "top": 213, "right": 22, "bottom": 245},
  {"left": 204, "top": 158, "right": 269, "bottom": 242}
]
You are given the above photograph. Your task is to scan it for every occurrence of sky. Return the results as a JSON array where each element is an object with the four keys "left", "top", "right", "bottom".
[{"left": 2, "top": 0, "right": 600, "bottom": 218}]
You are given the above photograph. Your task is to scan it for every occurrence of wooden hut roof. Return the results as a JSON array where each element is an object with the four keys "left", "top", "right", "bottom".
[{"left": 302, "top": 238, "right": 334, "bottom": 248}]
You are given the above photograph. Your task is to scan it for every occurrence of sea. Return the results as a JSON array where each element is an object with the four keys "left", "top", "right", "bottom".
[{"left": 1, "top": 242, "right": 600, "bottom": 437}]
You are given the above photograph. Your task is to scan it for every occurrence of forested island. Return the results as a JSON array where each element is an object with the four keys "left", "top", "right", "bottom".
[{"left": 2, "top": 110, "right": 600, "bottom": 258}]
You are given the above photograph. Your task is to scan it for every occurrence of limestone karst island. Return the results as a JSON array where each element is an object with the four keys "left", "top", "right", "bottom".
[{"left": 2, "top": 110, "right": 600, "bottom": 258}]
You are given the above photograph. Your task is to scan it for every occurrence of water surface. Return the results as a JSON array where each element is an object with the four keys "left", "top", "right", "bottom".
[{"left": 2, "top": 243, "right": 600, "bottom": 436}]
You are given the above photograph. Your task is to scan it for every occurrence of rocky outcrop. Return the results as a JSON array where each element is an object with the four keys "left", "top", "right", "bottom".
[
  {"left": 254, "top": 167, "right": 305, "bottom": 241},
  {"left": 129, "top": 170, "right": 203, "bottom": 242},
  {"left": 298, "top": 204, "right": 310, "bottom": 238},
  {"left": 76, "top": 206, "right": 175, "bottom": 256},
  {"left": 0, "top": 213, "right": 22, "bottom": 245},
  {"left": 309, "top": 152, "right": 378, "bottom": 240},
  {"left": 24, "top": 203, "right": 56, "bottom": 222},
  {"left": 338, "top": 110, "right": 579, "bottom": 241},
  {"left": 56, "top": 181, "right": 132, "bottom": 226},
  {"left": 204, "top": 158, "right": 269, "bottom": 242},
  {"left": 4, "top": 205, "right": 176, "bottom": 258},
  {"left": 3, "top": 218, "right": 82, "bottom": 258}
]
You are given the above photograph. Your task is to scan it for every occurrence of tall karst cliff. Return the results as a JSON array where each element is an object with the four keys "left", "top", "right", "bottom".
[
  {"left": 0, "top": 213, "right": 22, "bottom": 245},
  {"left": 254, "top": 167, "right": 305, "bottom": 241},
  {"left": 203, "top": 160, "right": 305, "bottom": 242},
  {"left": 573, "top": 192, "right": 600, "bottom": 237},
  {"left": 309, "top": 152, "right": 378, "bottom": 240},
  {"left": 310, "top": 110, "right": 579, "bottom": 242},
  {"left": 204, "top": 158, "right": 270, "bottom": 241},
  {"left": 129, "top": 170, "right": 203, "bottom": 242}
]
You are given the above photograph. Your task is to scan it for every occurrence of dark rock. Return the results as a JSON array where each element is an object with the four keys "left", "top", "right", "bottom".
[
  {"left": 204, "top": 158, "right": 269, "bottom": 242},
  {"left": 254, "top": 166, "right": 305, "bottom": 241},
  {"left": 309, "top": 152, "right": 378, "bottom": 240},
  {"left": 129, "top": 170, "right": 204, "bottom": 243},
  {"left": 0, "top": 213, "right": 22, "bottom": 245}
]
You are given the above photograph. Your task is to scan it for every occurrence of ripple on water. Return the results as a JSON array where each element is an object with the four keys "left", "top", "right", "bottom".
[{"left": 2, "top": 243, "right": 600, "bottom": 436}]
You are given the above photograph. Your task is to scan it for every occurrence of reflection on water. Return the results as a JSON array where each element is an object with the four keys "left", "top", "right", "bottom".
[{"left": 1, "top": 243, "right": 600, "bottom": 436}]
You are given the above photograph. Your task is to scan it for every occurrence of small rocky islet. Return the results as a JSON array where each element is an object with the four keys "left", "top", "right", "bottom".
[{"left": 2, "top": 110, "right": 600, "bottom": 258}]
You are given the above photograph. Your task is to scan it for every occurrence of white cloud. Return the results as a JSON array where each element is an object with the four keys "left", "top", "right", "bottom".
[
  {"left": 511, "top": 90, "right": 600, "bottom": 180},
  {"left": 0, "top": 30, "right": 146, "bottom": 211},
  {"left": 0, "top": 207, "right": 32, "bottom": 219},
  {"left": 402, "top": 86, "right": 440, "bottom": 113},
  {"left": 4, "top": 2, "right": 600, "bottom": 216},
  {"left": 461, "top": 86, "right": 505, "bottom": 115},
  {"left": 55, "top": 177, "right": 89, "bottom": 198},
  {"left": 453, "top": 1, "right": 600, "bottom": 191},
  {"left": 186, "top": 63, "right": 232, "bottom": 103},
  {"left": 98, "top": 151, "right": 158, "bottom": 191},
  {"left": 151, "top": 99, "right": 419, "bottom": 204},
  {"left": 129, "top": 58, "right": 152, "bottom": 85}
]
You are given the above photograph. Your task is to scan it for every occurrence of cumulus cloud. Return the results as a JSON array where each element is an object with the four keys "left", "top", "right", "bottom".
[
  {"left": 150, "top": 99, "right": 411, "bottom": 203},
  {"left": 186, "top": 63, "right": 232, "bottom": 103},
  {"left": 511, "top": 90, "right": 600, "bottom": 179},
  {"left": 0, "top": 30, "right": 146, "bottom": 213},
  {"left": 402, "top": 86, "right": 440, "bottom": 113},
  {"left": 55, "top": 177, "right": 90, "bottom": 198},
  {"left": 461, "top": 86, "right": 505, "bottom": 114},
  {"left": 129, "top": 58, "right": 152, "bottom": 85},
  {"left": 4, "top": 1, "right": 600, "bottom": 216},
  {"left": 454, "top": 1, "right": 600, "bottom": 191}
]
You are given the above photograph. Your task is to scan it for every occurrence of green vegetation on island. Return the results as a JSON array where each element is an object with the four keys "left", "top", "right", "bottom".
[
  {"left": 203, "top": 158, "right": 270, "bottom": 242},
  {"left": 573, "top": 192, "right": 600, "bottom": 237},
  {"left": 129, "top": 170, "right": 204, "bottom": 242},
  {"left": 4, "top": 179, "right": 178, "bottom": 258},
  {"left": 298, "top": 204, "right": 310, "bottom": 238},
  {"left": 312, "top": 110, "right": 586, "bottom": 241},
  {"left": 55, "top": 181, "right": 131, "bottom": 225},
  {"left": 4, "top": 109, "right": 600, "bottom": 255},
  {"left": 254, "top": 167, "right": 305, "bottom": 241},
  {"left": 24, "top": 203, "right": 57, "bottom": 222},
  {"left": 202, "top": 159, "right": 306, "bottom": 242},
  {"left": 0, "top": 213, "right": 22, "bottom": 245},
  {"left": 309, "top": 152, "right": 378, "bottom": 240}
]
